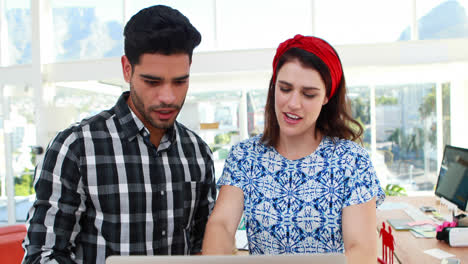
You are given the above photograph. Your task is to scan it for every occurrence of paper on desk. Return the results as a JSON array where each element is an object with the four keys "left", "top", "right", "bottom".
[
  {"left": 408, "top": 220, "right": 437, "bottom": 226},
  {"left": 410, "top": 225, "right": 436, "bottom": 238},
  {"left": 378, "top": 202, "right": 409, "bottom": 211},
  {"left": 423, "top": 248, "right": 455, "bottom": 259},
  {"left": 235, "top": 230, "right": 248, "bottom": 250}
]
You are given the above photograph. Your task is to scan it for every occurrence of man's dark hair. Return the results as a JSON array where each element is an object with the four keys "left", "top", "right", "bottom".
[{"left": 123, "top": 5, "right": 201, "bottom": 66}]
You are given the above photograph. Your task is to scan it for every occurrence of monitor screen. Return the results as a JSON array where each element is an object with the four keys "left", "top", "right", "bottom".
[{"left": 435, "top": 145, "right": 468, "bottom": 212}]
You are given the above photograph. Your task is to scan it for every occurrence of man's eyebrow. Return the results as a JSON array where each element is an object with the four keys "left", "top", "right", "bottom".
[
  {"left": 139, "top": 74, "right": 190, "bottom": 81},
  {"left": 173, "top": 74, "right": 189, "bottom": 81},
  {"left": 139, "top": 74, "right": 162, "bottom": 81}
]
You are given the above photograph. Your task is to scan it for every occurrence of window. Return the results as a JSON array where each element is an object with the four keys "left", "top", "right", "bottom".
[
  {"left": 349, "top": 86, "right": 371, "bottom": 149},
  {"left": 3, "top": 0, "right": 31, "bottom": 65},
  {"left": 402, "top": 0, "right": 468, "bottom": 40},
  {"left": 0, "top": 84, "right": 35, "bottom": 222},
  {"left": 315, "top": 0, "right": 411, "bottom": 44},
  {"left": 51, "top": 0, "right": 124, "bottom": 62},
  {"left": 0, "top": 81, "right": 121, "bottom": 223},
  {"left": 216, "top": 0, "right": 312, "bottom": 50},
  {"left": 375, "top": 83, "right": 441, "bottom": 192}
]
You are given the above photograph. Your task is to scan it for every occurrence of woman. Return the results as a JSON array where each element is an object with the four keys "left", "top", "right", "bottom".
[{"left": 202, "top": 35, "right": 385, "bottom": 263}]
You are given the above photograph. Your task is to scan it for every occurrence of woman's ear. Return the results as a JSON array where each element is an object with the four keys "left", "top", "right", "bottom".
[{"left": 323, "top": 96, "right": 329, "bottom": 105}]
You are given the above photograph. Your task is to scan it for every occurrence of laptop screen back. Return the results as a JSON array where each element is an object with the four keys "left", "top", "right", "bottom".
[{"left": 106, "top": 253, "right": 346, "bottom": 264}]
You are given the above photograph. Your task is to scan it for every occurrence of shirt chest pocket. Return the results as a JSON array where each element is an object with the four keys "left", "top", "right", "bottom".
[{"left": 173, "top": 181, "right": 204, "bottom": 229}]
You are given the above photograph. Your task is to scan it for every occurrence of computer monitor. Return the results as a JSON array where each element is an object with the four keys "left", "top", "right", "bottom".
[{"left": 435, "top": 145, "right": 468, "bottom": 212}]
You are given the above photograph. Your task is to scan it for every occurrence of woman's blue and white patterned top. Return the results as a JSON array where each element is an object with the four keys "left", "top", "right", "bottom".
[{"left": 218, "top": 135, "right": 385, "bottom": 255}]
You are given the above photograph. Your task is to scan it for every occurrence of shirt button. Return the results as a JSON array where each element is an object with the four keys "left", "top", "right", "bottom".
[{"left": 162, "top": 230, "right": 166, "bottom": 236}]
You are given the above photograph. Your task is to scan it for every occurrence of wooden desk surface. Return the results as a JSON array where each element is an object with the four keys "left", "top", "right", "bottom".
[{"left": 377, "top": 196, "right": 468, "bottom": 264}]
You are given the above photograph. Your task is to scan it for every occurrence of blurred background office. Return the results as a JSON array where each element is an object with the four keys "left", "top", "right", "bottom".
[{"left": 0, "top": 0, "right": 467, "bottom": 224}]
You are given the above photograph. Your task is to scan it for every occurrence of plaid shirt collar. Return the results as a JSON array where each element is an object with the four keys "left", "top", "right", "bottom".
[{"left": 114, "top": 91, "right": 177, "bottom": 148}]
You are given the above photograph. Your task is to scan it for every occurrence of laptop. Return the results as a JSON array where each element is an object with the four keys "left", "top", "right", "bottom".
[{"left": 106, "top": 253, "right": 346, "bottom": 264}]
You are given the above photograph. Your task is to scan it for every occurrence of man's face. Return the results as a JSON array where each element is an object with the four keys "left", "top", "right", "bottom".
[{"left": 122, "top": 53, "right": 190, "bottom": 130}]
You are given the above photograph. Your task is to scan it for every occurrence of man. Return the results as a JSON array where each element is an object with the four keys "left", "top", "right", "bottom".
[{"left": 23, "top": 5, "right": 216, "bottom": 263}]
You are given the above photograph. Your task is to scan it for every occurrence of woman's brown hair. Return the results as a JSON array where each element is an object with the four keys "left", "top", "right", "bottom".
[{"left": 261, "top": 47, "right": 363, "bottom": 147}]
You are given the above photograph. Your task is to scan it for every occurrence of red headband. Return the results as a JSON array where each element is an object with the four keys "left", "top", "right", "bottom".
[{"left": 272, "top": 34, "right": 342, "bottom": 99}]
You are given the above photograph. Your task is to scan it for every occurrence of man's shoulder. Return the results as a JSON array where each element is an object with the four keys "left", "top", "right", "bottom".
[
  {"left": 175, "top": 122, "right": 211, "bottom": 151},
  {"left": 58, "top": 108, "right": 116, "bottom": 138},
  {"left": 44, "top": 108, "right": 118, "bottom": 158},
  {"left": 79, "top": 108, "right": 116, "bottom": 128}
]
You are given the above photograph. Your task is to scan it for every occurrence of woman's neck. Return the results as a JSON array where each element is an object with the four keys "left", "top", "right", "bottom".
[{"left": 276, "top": 132, "right": 323, "bottom": 160}]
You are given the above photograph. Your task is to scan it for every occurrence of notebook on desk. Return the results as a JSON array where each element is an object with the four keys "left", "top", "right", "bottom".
[
  {"left": 106, "top": 253, "right": 346, "bottom": 264},
  {"left": 387, "top": 218, "right": 412, "bottom": 230}
]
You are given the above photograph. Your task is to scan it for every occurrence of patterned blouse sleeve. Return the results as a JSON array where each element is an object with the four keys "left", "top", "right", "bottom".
[
  {"left": 343, "top": 146, "right": 386, "bottom": 208},
  {"left": 217, "top": 143, "right": 246, "bottom": 190}
]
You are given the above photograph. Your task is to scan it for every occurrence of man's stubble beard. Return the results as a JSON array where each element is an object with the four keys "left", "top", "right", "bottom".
[{"left": 130, "top": 83, "right": 186, "bottom": 129}]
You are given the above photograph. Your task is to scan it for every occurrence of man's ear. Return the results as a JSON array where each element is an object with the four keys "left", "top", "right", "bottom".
[{"left": 121, "top": 55, "right": 132, "bottom": 83}]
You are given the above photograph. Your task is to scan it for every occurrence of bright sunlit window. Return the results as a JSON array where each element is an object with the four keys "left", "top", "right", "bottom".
[
  {"left": 51, "top": 0, "right": 124, "bottom": 62},
  {"left": 3, "top": 0, "right": 31, "bottom": 65}
]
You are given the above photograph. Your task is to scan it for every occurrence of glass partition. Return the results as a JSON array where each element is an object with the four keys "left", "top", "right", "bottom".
[
  {"left": 349, "top": 86, "right": 372, "bottom": 150},
  {"left": 51, "top": 0, "right": 124, "bottom": 62},
  {"left": 315, "top": 0, "right": 411, "bottom": 44},
  {"left": 3, "top": 0, "right": 31, "bottom": 65},
  {"left": 178, "top": 90, "right": 241, "bottom": 181},
  {"left": 442, "top": 82, "right": 451, "bottom": 146},
  {"left": 52, "top": 81, "right": 121, "bottom": 125},
  {"left": 216, "top": 0, "right": 312, "bottom": 50},
  {"left": 248, "top": 89, "right": 267, "bottom": 136},
  {"left": 0, "top": 84, "right": 35, "bottom": 222},
  {"left": 375, "top": 83, "right": 440, "bottom": 192},
  {"left": 0, "top": 81, "right": 122, "bottom": 223},
  {"left": 401, "top": 0, "right": 468, "bottom": 40}
]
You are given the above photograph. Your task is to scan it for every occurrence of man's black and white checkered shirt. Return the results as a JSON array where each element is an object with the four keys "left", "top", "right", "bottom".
[{"left": 23, "top": 92, "right": 217, "bottom": 264}]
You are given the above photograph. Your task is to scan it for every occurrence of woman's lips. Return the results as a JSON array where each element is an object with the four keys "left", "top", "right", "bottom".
[{"left": 283, "top": 112, "right": 302, "bottom": 124}]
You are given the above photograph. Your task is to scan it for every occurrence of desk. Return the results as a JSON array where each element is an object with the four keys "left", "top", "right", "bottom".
[{"left": 377, "top": 196, "right": 468, "bottom": 264}]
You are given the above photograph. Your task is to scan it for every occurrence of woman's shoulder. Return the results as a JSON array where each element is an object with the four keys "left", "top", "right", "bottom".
[
  {"left": 323, "top": 137, "right": 370, "bottom": 158},
  {"left": 225, "top": 134, "right": 267, "bottom": 161},
  {"left": 231, "top": 134, "right": 266, "bottom": 152}
]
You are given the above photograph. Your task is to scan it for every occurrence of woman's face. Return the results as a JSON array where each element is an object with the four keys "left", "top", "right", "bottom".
[{"left": 274, "top": 59, "right": 328, "bottom": 140}]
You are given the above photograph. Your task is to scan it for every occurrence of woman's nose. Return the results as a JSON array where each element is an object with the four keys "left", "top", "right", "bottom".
[{"left": 287, "top": 91, "right": 301, "bottom": 109}]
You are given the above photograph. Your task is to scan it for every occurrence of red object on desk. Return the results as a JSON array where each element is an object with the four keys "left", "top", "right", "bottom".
[
  {"left": 436, "top": 221, "right": 457, "bottom": 232},
  {"left": 0, "top": 224, "right": 27, "bottom": 264},
  {"left": 378, "top": 222, "right": 395, "bottom": 264}
]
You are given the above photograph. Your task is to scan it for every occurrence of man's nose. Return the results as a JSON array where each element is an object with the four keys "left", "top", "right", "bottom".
[{"left": 158, "top": 84, "right": 176, "bottom": 105}]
